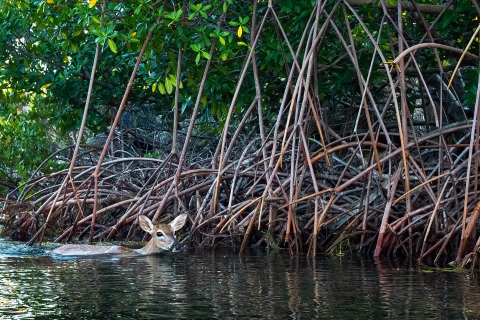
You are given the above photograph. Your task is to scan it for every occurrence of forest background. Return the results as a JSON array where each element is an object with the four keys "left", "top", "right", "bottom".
[{"left": 0, "top": 0, "right": 479, "bottom": 267}]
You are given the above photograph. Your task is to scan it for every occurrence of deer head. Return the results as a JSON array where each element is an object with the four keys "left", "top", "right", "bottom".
[{"left": 136, "top": 214, "right": 188, "bottom": 254}]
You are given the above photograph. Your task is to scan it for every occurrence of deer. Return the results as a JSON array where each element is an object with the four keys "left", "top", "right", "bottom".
[{"left": 53, "top": 214, "right": 188, "bottom": 256}]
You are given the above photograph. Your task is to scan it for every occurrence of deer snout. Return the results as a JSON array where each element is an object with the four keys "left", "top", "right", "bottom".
[{"left": 170, "top": 241, "right": 182, "bottom": 252}]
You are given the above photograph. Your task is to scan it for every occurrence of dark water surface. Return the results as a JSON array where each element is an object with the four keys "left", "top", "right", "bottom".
[{"left": 1, "top": 240, "right": 480, "bottom": 319}]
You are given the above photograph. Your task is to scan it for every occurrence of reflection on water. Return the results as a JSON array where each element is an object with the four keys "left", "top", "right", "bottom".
[{"left": 0, "top": 240, "right": 480, "bottom": 319}]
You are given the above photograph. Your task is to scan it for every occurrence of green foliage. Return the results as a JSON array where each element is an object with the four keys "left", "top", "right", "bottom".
[
  {"left": 0, "top": 0, "right": 476, "bottom": 186},
  {"left": 463, "top": 69, "right": 479, "bottom": 108},
  {"left": 0, "top": 98, "right": 51, "bottom": 182},
  {"left": 144, "top": 151, "right": 159, "bottom": 158}
]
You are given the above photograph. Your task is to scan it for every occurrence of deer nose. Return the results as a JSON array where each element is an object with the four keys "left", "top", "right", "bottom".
[{"left": 170, "top": 241, "right": 182, "bottom": 252}]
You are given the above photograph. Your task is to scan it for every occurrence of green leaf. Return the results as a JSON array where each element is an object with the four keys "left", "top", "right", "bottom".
[
  {"left": 90, "top": 28, "right": 102, "bottom": 36},
  {"left": 164, "top": 12, "right": 175, "bottom": 20},
  {"left": 190, "top": 44, "right": 200, "bottom": 52},
  {"left": 219, "top": 36, "right": 225, "bottom": 46},
  {"left": 181, "top": 96, "right": 191, "bottom": 114},
  {"left": 134, "top": 5, "right": 143, "bottom": 15},
  {"left": 94, "top": 36, "right": 106, "bottom": 45},
  {"left": 165, "top": 78, "right": 173, "bottom": 94},
  {"left": 107, "top": 38, "right": 117, "bottom": 53},
  {"left": 437, "top": 11, "right": 458, "bottom": 30},
  {"left": 158, "top": 82, "right": 166, "bottom": 94},
  {"left": 195, "top": 52, "right": 201, "bottom": 65},
  {"left": 168, "top": 74, "right": 177, "bottom": 84},
  {"left": 202, "top": 51, "right": 211, "bottom": 59},
  {"left": 175, "top": 9, "right": 183, "bottom": 19}
]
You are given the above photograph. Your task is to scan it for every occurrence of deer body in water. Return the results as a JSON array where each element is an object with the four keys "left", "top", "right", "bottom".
[{"left": 53, "top": 214, "right": 187, "bottom": 256}]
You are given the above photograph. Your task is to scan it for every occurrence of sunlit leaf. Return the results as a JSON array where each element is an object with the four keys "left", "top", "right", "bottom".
[
  {"left": 107, "top": 39, "right": 117, "bottom": 53},
  {"left": 158, "top": 82, "right": 166, "bottom": 94},
  {"left": 88, "top": 0, "right": 97, "bottom": 8},
  {"left": 168, "top": 74, "right": 177, "bottom": 83},
  {"left": 165, "top": 78, "right": 173, "bottom": 94},
  {"left": 237, "top": 26, "right": 242, "bottom": 38},
  {"left": 190, "top": 44, "right": 200, "bottom": 52}
]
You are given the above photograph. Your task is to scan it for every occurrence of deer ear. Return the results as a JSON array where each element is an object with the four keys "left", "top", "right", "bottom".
[
  {"left": 169, "top": 214, "right": 188, "bottom": 231},
  {"left": 138, "top": 215, "right": 154, "bottom": 233}
]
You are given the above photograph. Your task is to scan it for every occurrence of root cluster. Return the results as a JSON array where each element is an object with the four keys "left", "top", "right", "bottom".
[{"left": 2, "top": 0, "right": 480, "bottom": 268}]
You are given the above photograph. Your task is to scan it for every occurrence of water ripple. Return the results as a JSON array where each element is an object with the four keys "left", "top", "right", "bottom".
[{"left": 0, "top": 242, "right": 479, "bottom": 319}]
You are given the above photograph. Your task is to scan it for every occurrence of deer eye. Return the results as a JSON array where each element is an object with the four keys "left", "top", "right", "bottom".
[{"left": 156, "top": 231, "right": 164, "bottom": 237}]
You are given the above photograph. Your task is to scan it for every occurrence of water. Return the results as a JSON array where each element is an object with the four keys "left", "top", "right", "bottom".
[{"left": 1, "top": 240, "right": 480, "bottom": 319}]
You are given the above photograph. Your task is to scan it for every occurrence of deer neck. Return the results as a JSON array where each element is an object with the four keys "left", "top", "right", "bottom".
[{"left": 134, "top": 239, "right": 160, "bottom": 255}]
